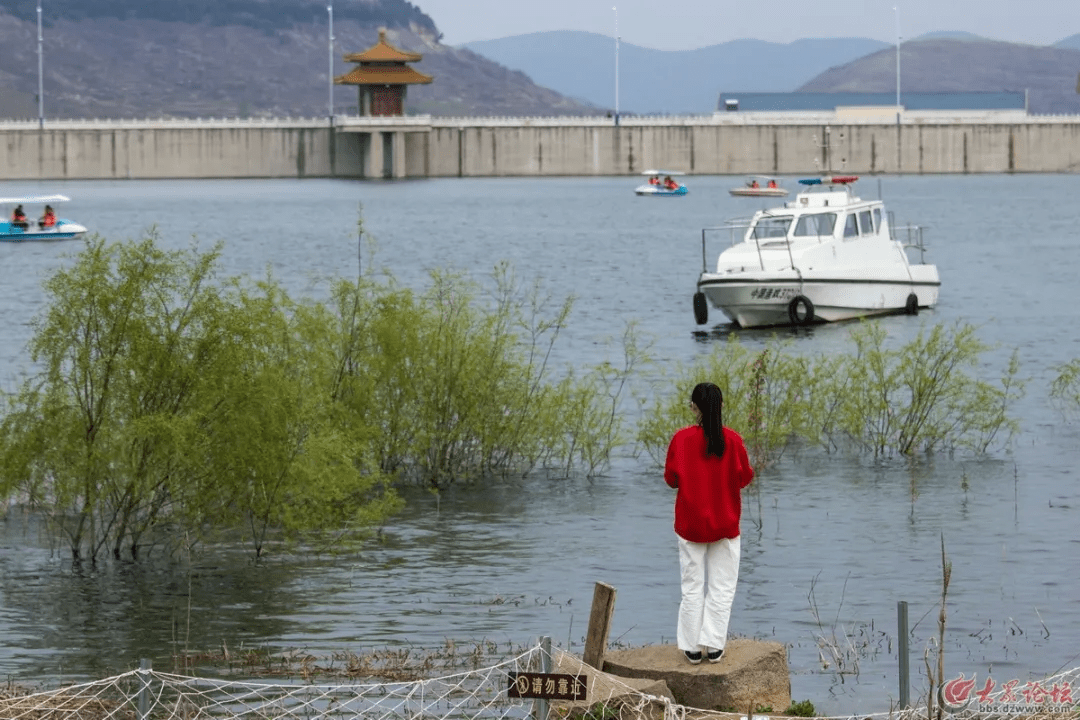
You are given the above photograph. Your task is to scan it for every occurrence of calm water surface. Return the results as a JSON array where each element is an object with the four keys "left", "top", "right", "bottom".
[{"left": 1, "top": 175, "right": 1079, "bottom": 713}]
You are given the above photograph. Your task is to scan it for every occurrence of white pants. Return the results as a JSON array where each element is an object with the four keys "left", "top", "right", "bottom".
[{"left": 676, "top": 535, "right": 741, "bottom": 653}]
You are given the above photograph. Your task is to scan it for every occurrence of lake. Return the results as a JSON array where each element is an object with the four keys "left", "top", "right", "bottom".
[{"left": 1, "top": 174, "right": 1078, "bottom": 714}]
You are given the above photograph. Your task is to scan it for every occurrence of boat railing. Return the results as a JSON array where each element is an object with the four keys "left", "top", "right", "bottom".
[
  {"left": 701, "top": 221, "right": 760, "bottom": 272},
  {"left": 889, "top": 216, "right": 930, "bottom": 264},
  {"left": 702, "top": 217, "right": 833, "bottom": 273}
]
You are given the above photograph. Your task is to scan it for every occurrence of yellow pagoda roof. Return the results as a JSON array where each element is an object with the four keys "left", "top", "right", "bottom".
[
  {"left": 343, "top": 28, "right": 423, "bottom": 63},
  {"left": 334, "top": 65, "right": 433, "bottom": 86}
]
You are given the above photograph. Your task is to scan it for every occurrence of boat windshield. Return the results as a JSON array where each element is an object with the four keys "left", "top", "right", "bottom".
[
  {"left": 793, "top": 212, "right": 837, "bottom": 238},
  {"left": 749, "top": 215, "right": 792, "bottom": 240}
]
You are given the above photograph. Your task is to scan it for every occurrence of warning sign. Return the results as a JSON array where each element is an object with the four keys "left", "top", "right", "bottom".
[{"left": 507, "top": 672, "right": 587, "bottom": 701}]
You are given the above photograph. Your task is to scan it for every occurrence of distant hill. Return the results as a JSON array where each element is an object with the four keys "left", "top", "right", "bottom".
[
  {"left": 799, "top": 37, "right": 1080, "bottom": 114},
  {"left": 462, "top": 31, "right": 891, "bottom": 114},
  {"left": 1055, "top": 33, "right": 1080, "bottom": 51},
  {"left": 0, "top": 0, "right": 599, "bottom": 119},
  {"left": 0, "top": 0, "right": 438, "bottom": 35}
]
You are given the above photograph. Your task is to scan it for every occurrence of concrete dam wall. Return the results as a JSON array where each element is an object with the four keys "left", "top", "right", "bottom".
[{"left": 4, "top": 115, "right": 1080, "bottom": 180}]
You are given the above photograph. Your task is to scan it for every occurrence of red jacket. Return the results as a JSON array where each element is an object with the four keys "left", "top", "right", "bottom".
[{"left": 664, "top": 425, "right": 754, "bottom": 543}]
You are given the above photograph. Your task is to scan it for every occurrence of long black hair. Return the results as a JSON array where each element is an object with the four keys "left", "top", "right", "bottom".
[{"left": 691, "top": 382, "right": 726, "bottom": 458}]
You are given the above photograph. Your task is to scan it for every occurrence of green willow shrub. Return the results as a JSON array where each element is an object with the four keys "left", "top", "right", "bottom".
[
  {"left": 0, "top": 233, "right": 625, "bottom": 561},
  {"left": 557, "top": 322, "right": 649, "bottom": 477},
  {"left": 332, "top": 264, "right": 628, "bottom": 488},
  {"left": 638, "top": 321, "right": 1022, "bottom": 467},
  {"left": 191, "top": 278, "right": 403, "bottom": 559},
  {"left": 0, "top": 234, "right": 240, "bottom": 562},
  {"left": 637, "top": 335, "right": 818, "bottom": 469},
  {"left": 828, "top": 322, "right": 1023, "bottom": 456},
  {"left": 262, "top": 257, "right": 624, "bottom": 489},
  {"left": 742, "top": 345, "right": 835, "bottom": 465},
  {"left": 0, "top": 235, "right": 401, "bottom": 563},
  {"left": 257, "top": 262, "right": 626, "bottom": 490},
  {"left": 1050, "top": 358, "right": 1080, "bottom": 414}
]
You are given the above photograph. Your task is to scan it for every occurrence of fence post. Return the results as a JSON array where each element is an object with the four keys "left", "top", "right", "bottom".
[
  {"left": 898, "top": 601, "right": 910, "bottom": 709},
  {"left": 533, "top": 636, "right": 552, "bottom": 720},
  {"left": 137, "top": 657, "right": 151, "bottom": 720}
]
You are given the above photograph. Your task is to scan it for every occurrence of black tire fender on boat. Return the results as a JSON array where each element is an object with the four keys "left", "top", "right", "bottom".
[
  {"left": 693, "top": 291, "right": 708, "bottom": 325},
  {"left": 905, "top": 292, "right": 919, "bottom": 315},
  {"left": 787, "top": 295, "right": 815, "bottom": 325}
]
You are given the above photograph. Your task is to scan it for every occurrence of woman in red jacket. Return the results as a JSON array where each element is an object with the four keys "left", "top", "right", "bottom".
[{"left": 664, "top": 382, "right": 754, "bottom": 664}]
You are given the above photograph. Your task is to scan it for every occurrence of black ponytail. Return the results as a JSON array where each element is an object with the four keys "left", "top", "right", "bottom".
[{"left": 691, "top": 382, "right": 726, "bottom": 458}]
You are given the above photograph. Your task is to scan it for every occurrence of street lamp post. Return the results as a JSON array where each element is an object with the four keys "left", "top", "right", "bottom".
[
  {"left": 328, "top": 1, "right": 334, "bottom": 125},
  {"left": 37, "top": 0, "right": 44, "bottom": 129},
  {"left": 894, "top": 6, "right": 902, "bottom": 169},
  {"left": 613, "top": 6, "right": 619, "bottom": 126},
  {"left": 894, "top": 6, "right": 901, "bottom": 124}
]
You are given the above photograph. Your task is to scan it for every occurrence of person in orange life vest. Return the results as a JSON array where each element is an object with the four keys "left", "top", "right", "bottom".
[
  {"left": 664, "top": 382, "right": 754, "bottom": 665},
  {"left": 664, "top": 175, "right": 678, "bottom": 190},
  {"left": 750, "top": 179, "right": 759, "bottom": 188},
  {"left": 767, "top": 179, "right": 778, "bottom": 189},
  {"left": 11, "top": 204, "right": 29, "bottom": 230},
  {"left": 649, "top": 175, "right": 660, "bottom": 186},
  {"left": 39, "top": 204, "right": 57, "bottom": 229}
]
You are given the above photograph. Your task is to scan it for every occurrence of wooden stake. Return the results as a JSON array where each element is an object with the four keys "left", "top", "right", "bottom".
[{"left": 583, "top": 582, "right": 617, "bottom": 670}]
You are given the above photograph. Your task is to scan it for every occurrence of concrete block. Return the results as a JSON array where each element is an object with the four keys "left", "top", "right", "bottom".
[{"left": 601, "top": 639, "right": 791, "bottom": 713}]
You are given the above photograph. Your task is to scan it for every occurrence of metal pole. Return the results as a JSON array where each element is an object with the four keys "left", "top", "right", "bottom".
[
  {"left": 893, "top": 6, "right": 902, "bottom": 170},
  {"left": 327, "top": 2, "right": 334, "bottom": 125},
  {"left": 534, "top": 636, "right": 552, "bottom": 720},
  {"left": 897, "top": 601, "right": 910, "bottom": 709},
  {"left": 36, "top": 0, "right": 44, "bottom": 129},
  {"left": 894, "top": 6, "right": 901, "bottom": 122},
  {"left": 137, "top": 658, "right": 151, "bottom": 720},
  {"left": 613, "top": 7, "right": 619, "bottom": 126}
]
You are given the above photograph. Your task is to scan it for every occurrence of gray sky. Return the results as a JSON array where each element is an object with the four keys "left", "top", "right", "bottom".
[{"left": 414, "top": 0, "right": 1079, "bottom": 50}]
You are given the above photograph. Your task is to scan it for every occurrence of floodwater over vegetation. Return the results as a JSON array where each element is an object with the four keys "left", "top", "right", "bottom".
[{"left": 0, "top": 175, "right": 1078, "bottom": 715}]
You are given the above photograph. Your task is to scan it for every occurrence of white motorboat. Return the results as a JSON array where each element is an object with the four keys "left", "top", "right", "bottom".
[
  {"left": 693, "top": 176, "right": 940, "bottom": 328},
  {"left": 1, "top": 194, "right": 88, "bottom": 242}
]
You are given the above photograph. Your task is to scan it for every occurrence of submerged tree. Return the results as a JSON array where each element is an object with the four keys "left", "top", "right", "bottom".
[
  {"left": 827, "top": 322, "right": 1023, "bottom": 456},
  {"left": 637, "top": 321, "right": 1023, "bottom": 468},
  {"left": 0, "top": 234, "right": 400, "bottom": 563},
  {"left": 292, "top": 261, "right": 630, "bottom": 490},
  {"left": 636, "top": 334, "right": 827, "bottom": 469},
  {"left": 1050, "top": 358, "right": 1080, "bottom": 415},
  {"left": 0, "top": 231, "right": 629, "bottom": 563}
]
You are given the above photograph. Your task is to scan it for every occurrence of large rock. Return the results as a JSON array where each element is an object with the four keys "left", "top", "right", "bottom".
[
  {"left": 551, "top": 650, "right": 675, "bottom": 720},
  {"left": 601, "top": 639, "right": 791, "bottom": 713}
]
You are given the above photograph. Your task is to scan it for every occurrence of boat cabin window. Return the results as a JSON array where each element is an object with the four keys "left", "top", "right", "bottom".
[
  {"left": 793, "top": 212, "right": 837, "bottom": 238},
  {"left": 843, "top": 214, "right": 858, "bottom": 238},
  {"left": 750, "top": 215, "right": 792, "bottom": 240},
  {"left": 859, "top": 210, "right": 874, "bottom": 235},
  {"left": 873, "top": 208, "right": 882, "bottom": 230}
]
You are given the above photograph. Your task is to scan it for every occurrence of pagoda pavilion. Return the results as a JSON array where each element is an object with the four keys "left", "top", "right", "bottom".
[{"left": 334, "top": 29, "right": 433, "bottom": 116}]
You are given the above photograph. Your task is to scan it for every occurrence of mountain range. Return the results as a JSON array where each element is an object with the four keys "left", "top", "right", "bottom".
[
  {"left": 462, "top": 32, "right": 891, "bottom": 114},
  {"left": 0, "top": 0, "right": 597, "bottom": 119},
  {"left": 1, "top": 0, "right": 1079, "bottom": 119},
  {"left": 464, "top": 31, "right": 1080, "bottom": 115},
  {"left": 802, "top": 37, "right": 1080, "bottom": 114}
]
